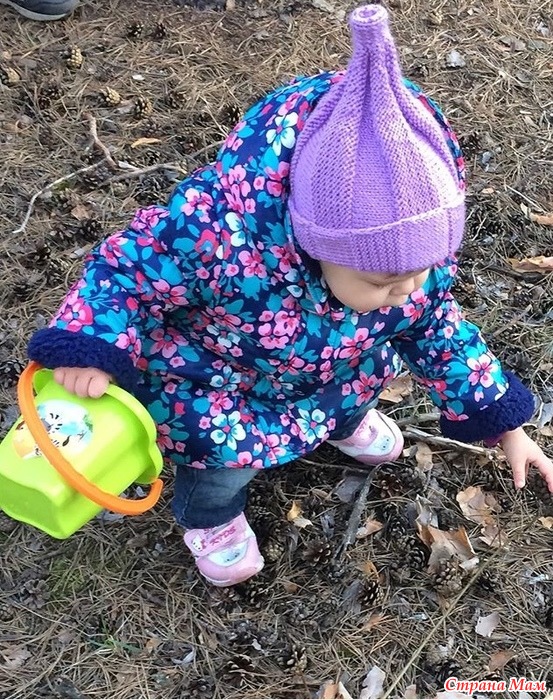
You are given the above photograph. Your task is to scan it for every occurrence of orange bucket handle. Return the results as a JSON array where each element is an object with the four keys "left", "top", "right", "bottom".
[{"left": 17, "top": 361, "right": 163, "bottom": 516}]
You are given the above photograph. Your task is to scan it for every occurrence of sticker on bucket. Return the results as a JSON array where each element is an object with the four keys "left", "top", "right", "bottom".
[{"left": 13, "top": 400, "right": 93, "bottom": 460}]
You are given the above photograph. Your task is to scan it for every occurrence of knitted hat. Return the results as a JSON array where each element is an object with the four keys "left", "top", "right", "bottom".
[{"left": 288, "top": 4, "right": 465, "bottom": 274}]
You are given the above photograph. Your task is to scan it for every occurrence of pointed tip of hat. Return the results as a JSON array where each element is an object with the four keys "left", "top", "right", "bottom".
[{"left": 349, "top": 4, "right": 390, "bottom": 33}]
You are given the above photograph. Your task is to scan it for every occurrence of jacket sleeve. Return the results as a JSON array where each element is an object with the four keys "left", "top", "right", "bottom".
[
  {"left": 28, "top": 170, "right": 220, "bottom": 393},
  {"left": 391, "top": 259, "right": 535, "bottom": 443}
]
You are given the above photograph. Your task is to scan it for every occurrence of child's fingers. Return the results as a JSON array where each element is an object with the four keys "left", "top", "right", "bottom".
[
  {"left": 533, "top": 453, "right": 553, "bottom": 492},
  {"left": 511, "top": 459, "right": 527, "bottom": 490},
  {"left": 74, "top": 371, "right": 94, "bottom": 398},
  {"left": 88, "top": 374, "right": 109, "bottom": 398},
  {"left": 53, "top": 367, "right": 67, "bottom": 386}
]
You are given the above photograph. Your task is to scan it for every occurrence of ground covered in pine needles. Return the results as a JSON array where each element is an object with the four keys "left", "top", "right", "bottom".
[{"left": 0, "top": 0, "right": 552, "bottom": 697}]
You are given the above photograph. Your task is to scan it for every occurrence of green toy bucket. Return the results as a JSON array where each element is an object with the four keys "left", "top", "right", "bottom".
[{"left": 0, "top": 361, "right": 163, "bottom": 539}]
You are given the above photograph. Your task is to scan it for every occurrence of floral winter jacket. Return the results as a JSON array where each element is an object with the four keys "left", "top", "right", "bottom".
[{"left": 28, "top": 71, "right": 534, "bottom": 470}]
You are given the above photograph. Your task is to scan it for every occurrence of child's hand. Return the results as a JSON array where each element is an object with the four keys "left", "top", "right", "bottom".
[
  {"left": 500, "top": 427, "right": 553, "bottom": 491},
  {"left": 53, "top": 367, "right": 111, "bottom": 399}
]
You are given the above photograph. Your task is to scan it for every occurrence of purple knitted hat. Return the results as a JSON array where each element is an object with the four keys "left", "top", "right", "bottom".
[{"left": 288, "top": 4, "right": 465, "bottom": 274}]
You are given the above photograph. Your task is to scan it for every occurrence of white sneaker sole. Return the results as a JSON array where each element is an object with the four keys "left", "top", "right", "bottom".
[{"left": 203, "top": 558, "right": 265, "bottom": 587}]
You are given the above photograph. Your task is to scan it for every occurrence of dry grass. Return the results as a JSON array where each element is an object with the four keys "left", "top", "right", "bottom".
[{"left": 0, "top": 0, "right": 552, "bottom": 696}]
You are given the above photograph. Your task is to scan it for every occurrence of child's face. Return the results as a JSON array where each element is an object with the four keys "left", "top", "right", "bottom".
[{"left": 319, "top": 261, "right": 430, "bottom": 314}]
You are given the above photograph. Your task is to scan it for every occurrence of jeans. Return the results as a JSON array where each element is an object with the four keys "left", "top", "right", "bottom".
[{"left": 172, "top": 466, "right": 258, "bottom": 529}]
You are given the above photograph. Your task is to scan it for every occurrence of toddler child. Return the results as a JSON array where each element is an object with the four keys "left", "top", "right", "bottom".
[{"left": 28, "top": 4, "right": 553, "bottom": 587}]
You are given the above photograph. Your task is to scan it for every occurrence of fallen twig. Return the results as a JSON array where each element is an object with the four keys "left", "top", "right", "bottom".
[
  {"left": 333, "top": 464, "right": 386, "bottom": 560},
  {"left": 402, "top": 426, "right": 498, "bottom": 457},
  {"left": 83, "top": 111, "right": 120, "bottom": 170},
  {"left": 11, "top": 160, "right": 108, "bottom": 236}
]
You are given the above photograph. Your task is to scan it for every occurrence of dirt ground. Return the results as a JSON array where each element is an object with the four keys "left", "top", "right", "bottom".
[{"left": 0, "top": 0, "right": 552, "bottom": 697}]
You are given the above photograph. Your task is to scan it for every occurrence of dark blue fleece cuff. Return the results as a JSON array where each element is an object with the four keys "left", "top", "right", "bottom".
[
  {"left": 440, "top": 372, "right": 535, "bottom": 443},
  {"left": 27, "top": 328, "right": 139, "bottom": 394}
]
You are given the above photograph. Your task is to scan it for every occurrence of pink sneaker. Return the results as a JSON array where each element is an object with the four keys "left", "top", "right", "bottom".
[
  {"left": 184, "top": 513, "right": 264, "bottom": 587},
  {"left": 328, "top": 409, "right": 404, "bottom": 466}
]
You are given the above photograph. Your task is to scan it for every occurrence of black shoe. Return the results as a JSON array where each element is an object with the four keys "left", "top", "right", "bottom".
[{"left": 0, "top": 0, "right": 78, "bottom": 20}]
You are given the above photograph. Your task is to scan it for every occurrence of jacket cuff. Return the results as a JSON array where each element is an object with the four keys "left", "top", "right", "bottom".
[
  {"left": 27, "top": 328, "right": 139, "bottom": 394},
  {"left": 440, "top": 372, "right": 535, "bottom": 443}
]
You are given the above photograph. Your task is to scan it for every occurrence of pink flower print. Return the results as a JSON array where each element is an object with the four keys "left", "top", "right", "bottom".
[
  {"left": 207, "top": 390, "right": 234, "bottom": 417},
  {"left": 402, "top": 288, "right": 429, "bottom": 323},
  {"left": 238, "top": 249, "right": 267, "bottom": 278},
  {"left": 56, "top": 294, "right": 94, "bottom": 332},
  {"left": 152, "top": 279, "right": 189, "bottom": 308},
  {"left": 228, "top": 164, "right": 247, "bottom": 186},
  {"left": 157, "top": 423, "right": 174, "bottom": 451},
  {"left": 116, "top": 327, "right": 142, "bottom": 358},
  {"left": 235, "top": 452, "right": 264, "bottom": 469},
  {"left": 259, "top": 310, "right": 274, "bottom": 323},
  {"left": 206, "top": 305, "right": 242, "bottom": 330},
  {"left": 274, "top": 309, "right": 299, "bottom": 337},
  {"left": 199, "top": 416, "right": 211, "bottom": 430},
  {"left": 442, "top": 407, "right": 469, "bottom": 421},
  {"left": 150, "top": 327, "right": 185, "bottom": 359},
  {"left": 467, "top": 354, "right": 495, "bottom": 388},
  {"left": 351, "top": 372, "right": 379, "bottom": 406},
  {"left": 266, "top": 113, "right": 298, "bottom": 156},
  {"left": 195, "top": 228, "right": 219, "bottom": 263},
  {"left": 264, "top": 162, "right": 290, "bottom": 197},
  {"left": 296, "top": 407, "right": 328, "bottom": 444},
  {"left": 337, "top": 328, "right": 375, "bottom": 360},
  {"left": 253, "top": 176, "right": 265, "bottom": 191},
  {"left": 99, "top": 232, "right": 129, "bottom": 267},
  {"left": 131, "top": 206, "right": 169, "bottom": 236},
  {"left": 258, "top": 325, "right": 288, "bottom": 350},
  {"left": 182, "top": 188, "right": 213, "bottom": 217}
]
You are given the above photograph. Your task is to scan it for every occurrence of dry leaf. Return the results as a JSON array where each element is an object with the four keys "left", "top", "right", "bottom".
[
  {"left": 359, "top": 560, "right": 380, "bottom": 579},
  {"left": 520, "top": 203, "right": 553, "bottom": 227},
  {"left": 414, "top": 442, "right": 434, "bottom": 471},
  {"left": 1, "top": 645, "right": 32, "bottom": 669},
  {"left": 479, "top": 522, "right": 508, "bottom": 548},
  {"left": 286, "top": 500, "right": 312, "bottom": 529},
  {"left": 356, "top": 518, "right": 384, "bottom": 539},
  {"left": 281, "top": 580, "right": 300, "bottom": 594},
  {"left": 475, "top": 611, "right": 500, "bottom": 637},
  {"left": 539, "top": 425, "right": 553, "bottom": 437},
  {"left": 70, "top": 203, "right": 94, "bottom": 221},
  {"left": 379, "top": 375, "right": 413, "bottom": 404},
  {"left": 360, "top": 666, "right": 386, "bottom": 699},
  {"left": 404, "top": 683, "right": 418, "bottom": 699},
  {"left": 225, "top": 0, "right": 236, "bottom": 9},
  {"left": 130, "top": 137, "right": 162, "bottom": 148},
  {"left": 509, "top": 255, "right": 553, "bottom": 272},
  {"left": 456, "top": 486, "right": 499, "bottom": 525},
  {"left": 360, "top": 612, "right": 388, "bottom": 631},
  {"left": 488, "top": 649, "right": 516, "bottom": 672},
  {"left": 538, "top": 516, "right": 553, "bottom": 529}
]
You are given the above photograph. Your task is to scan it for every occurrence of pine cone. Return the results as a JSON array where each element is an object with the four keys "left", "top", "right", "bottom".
[
  {"left": 303, "top": 537, "right": 332, "bottom": 565},
  {"left": 152, "top": 21, "right": 168, "bottom": 39},
  {"left": 135, "top": 174, "right": 167, "bottom": 205},
  {"left": 476, "top": 568, "right": 501, "bottom": 594},
  {"left": 0, "top": 601, "right": 15, "bottom": 623},
  {"left": 220, "top": 103, "right": 242, "bottom": 127},
  {"left": 283, "top": 600, "right": 312, "bottom": 625},
  {"left": 382, "top": 503, "right": 410, "bottom": 540},
  {"left": 435, "top": 659, "right": 464, "bottom": 689},
  {"left": 165, "top": 90, "right": 185, "bottom": 109},
  {"left": 24, "top": 240, "right": 51, "bottom": 267},
  {"left": 373, "top": 463, "right": 422, "bottom": 497},
  {"left": 185, "top": 677, "right": 214, "bottom": 699},
  {"left": 76, "top": 218, "right": 103, "bottom": 243},
  {"left": 45, "top": 258, "right": 72, "bottom": 286},
  {"left": 322, "top": 560, "right": 349, "bottom": 584},
  {"left": 237, "top": 578, "right": 273, "bottom": 608},
  {"left": 47, "top": 228, "right": 77, "bottom": 248},
  {"left": 11, "top": 273, "right": 40, "bottom": 302},
  {"left": 430, "top": 557, "right": 464, "bottom": 597},
  {"left": 227, "top": 620, "right": 258, "bottom": 648},
  {"left": 276, "top": 643, "right": 308, "bottom": 673},
  {"left": 436, "top": 508, "right": 462, "bottom": 531},
  {"left": 528, "top": 472, "right": 553, "bottom": 509},
  {"left": 211, "top": 585, "right": 241, "bottom": 613},
  {"left": 80, "top": 163, "right": 112, "bottom": 189},
  {"left": 458, "top": 132, "right": 481, "bottom": 160},
  {"left": 222, "top": 653, "right": 256, "bottom": 682},
  {"left": 0, "top": 65, "right": 20, "bottom": 87},
  {"left": 357, "top": 578, "right": 383, "bottom": 607},
  {"left": 467, "top": 200, "right": 506, "bottom": 240},
  {"left": 133, "top": 96, "right": 153, "bottom": 119},
  {"left": 64, "top": 46, "right": 83, "bottom": 70},
  {"left": 38, "top": 83, "right": 63, "bottom": 109},
  {"left": 99, "top": 87, "right": 121, "bottom": 107},
  {"left": 127, "top": 21, "right": 145, "bottom": 38},
  {"left": 395, "top": 534, "right": 430, "bottom": 571},
  {"left": 511, "top": 287, "right": 534, "bottom": 309}
]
